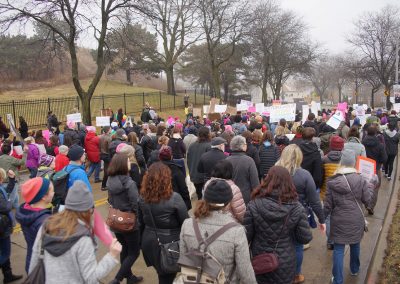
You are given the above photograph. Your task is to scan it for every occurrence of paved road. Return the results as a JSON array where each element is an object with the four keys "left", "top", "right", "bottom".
[{"left": 4, "top": 166, "right": 396, "bottom": 284}]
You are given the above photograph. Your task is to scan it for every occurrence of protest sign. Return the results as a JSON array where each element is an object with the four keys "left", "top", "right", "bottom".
[
  {"left": 240, "top": 99, "right": 253, "bottom": 108},
  {"left": 393, "top": 103, "right": 400, "bottom": 113},
  {"left": 193, "top": 108, "right": 202, "bottom": 117},
  {"left": 285, "top": 134, "right": 295, "bottom": 141},
  {"left": 93, "top": 209, "right": 113, "bottom": 246},
  {"left": 326, "top": 111, "right": 344, "bottom": 129},
  {"left": 302, "top": 105, "right": 309, "bottom": 123},
  {"left": 269, "top": 104, "right": 296, "bottom": 123},
  {"left": 248, "top": 106, "right": 256, "bottom": 113},
  {"left": 96, "top": 117, "right": 110, "bottom": 127},
  {"left": 255, "top": 103, "right": 265, "bottom": 113},
  {"left": 67, "top": 113, "right": 82, "bottom": 123},
  {"left": 337, "top": 102, "right": 348, "bottom": 113},
  {"left": 209, "top": 98, "right": 218, "bottom": 113},
  {"left": 6, "top": 114, "right": 23, "bottom": 143},
  {"left": 226, "top": 106, "right": 237, "bottom": 114},
  {"left": 214, "top": 104, "right": 227, "bottom": 113},
  {"left": 362, "top": 104, "right": 368, "bottom": 111},
  {"left": 236, "top": 103, "right": 248, "bottom": 111},
  {"left": 208, "top": 113, "right": 221, "bottom": 121},
  {"left": 394, "top": 84, "right": 400, "bottom": 103},
  {"left": 356, "top": 156, "right": 376, "bottom": 180},
  {"left": 311, "top": 101, "right": 320, "bottom": 115},
  {"left": 263, "top": 106, "right": 272, "bottom": 116},
  {"left": 203, "top": 105, "right": 210, "bottom": 114}
]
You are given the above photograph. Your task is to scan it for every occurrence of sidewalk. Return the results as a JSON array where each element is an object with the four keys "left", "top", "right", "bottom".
[{"left": 5, "top": 162, "right": 398, "bottom": 283}]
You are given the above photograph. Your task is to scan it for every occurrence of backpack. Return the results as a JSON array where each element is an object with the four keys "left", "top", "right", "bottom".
[
  {"left": 176, "top": 219, "right": 238, "bottom": 284},
  {"left": 51, "top": 167, "right": 78, "bottom": 207},
  {"left": 0, "top": 186, "right": 11, "bottom": 237}
]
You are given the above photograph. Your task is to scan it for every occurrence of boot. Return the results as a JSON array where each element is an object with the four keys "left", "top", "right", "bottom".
[
  {"left": 1, "top": 259, "right": 23, "bottom": 283},
  {"left": 127, "top": 275, "right": 144, "bottom": 284}
]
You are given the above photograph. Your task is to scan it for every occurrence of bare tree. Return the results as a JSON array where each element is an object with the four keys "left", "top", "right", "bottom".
[
  {"left": 344, "top": 55, "right": 364, "bottom": 104},
  {"left": 0, "top": 0, "right": 140, "bottom": 124},
  {"left": 331, "top": 55, "right": 350, "bottom": 102},
  {"left": 197, "top": 0, "right": 248, "bottom": 99},
  {"left": 349, "top": 5, "right": 400, "bottom": 109},
  {"left": 306, "top": 57, "right": 333, "bottom": 104}
]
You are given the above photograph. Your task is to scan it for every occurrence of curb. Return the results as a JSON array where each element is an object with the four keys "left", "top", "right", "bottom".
[{"left": 366, "top": 155, "right": 399, "bottom": 283}]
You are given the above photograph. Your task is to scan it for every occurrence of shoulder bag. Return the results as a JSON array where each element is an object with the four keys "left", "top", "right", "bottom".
[
  {"left": 106, "top": 193, "right": 136, "bottom": 233},
  {"left": 251, "top": 204, "right": 292, "bottom": 274},
  {"left": 146, "top": 204, "right": 180, "bottom": 274},
  {"left": 342, "top": 175, "right": 368, "bottom": 232}
]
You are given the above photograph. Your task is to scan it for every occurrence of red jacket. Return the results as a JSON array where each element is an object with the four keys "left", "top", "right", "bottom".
[
  {"left": 84, "top": 132, "right": 100, "bottom": 163},
  {"left": 55, "top": 154, "right": 70, "bottom": 172}
]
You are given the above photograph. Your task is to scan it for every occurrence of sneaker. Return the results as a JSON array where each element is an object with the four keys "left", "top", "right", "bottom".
[
  {"left": 294, "top": 274, "right": 305, "bottom": 284},
  {"left": 101, "top": 187, "right": 108, "bottom": 191},
  {"left": 127, "top": 275, "right": 144, "bottom": 284},
  {"left": 367, "top": 207, "right": 374, "bottom": 215},
  {"left": 327, "top": 243, "right": 334, "bottom": 250},
  {"left": 388, "top": 176, "right": 391, "bottom": 181},
  {"left": 385, "top": 174, "right": 388, "bottom": 178},
  {"left": 303, "top": 243, "right": 311, "bottom": 250},
  {"left": 94, "top": 179, "right": 102, "bottom": 183},
  {"left": 350, "top": 271, "right": 359, "bottom": 276}
]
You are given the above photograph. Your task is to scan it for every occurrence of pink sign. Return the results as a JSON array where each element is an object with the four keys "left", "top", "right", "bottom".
[
  {"left": 337, "top": 102, "right": 348, "bottom": 113},
  {"left": 93, "top": 209, "right": 113, "bottom": 246},
  {"left": 248, "top": 106, "right": 256, "bottom": 113},
  {"left": 42, "top": 129, "right": 50, "bottom": 144}
]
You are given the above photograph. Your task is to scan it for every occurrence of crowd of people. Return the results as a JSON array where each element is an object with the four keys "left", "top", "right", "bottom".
[{"left": 0, "top": 102, "right": 398, "bottom": 284}]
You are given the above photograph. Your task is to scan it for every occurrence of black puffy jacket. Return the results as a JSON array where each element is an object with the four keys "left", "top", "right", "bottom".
[
  {"left": 243, "top": 196, "right": 312, "bottom": 284},
  {"left": 298, "top": 141, "right": 323, "bottom": 188},
  {"left": 383, "top": 130, "right": 400, "bottom": 156},
  {"left": 63, "top": 128, "right": 81, "bottom": 147},
  {"left": 362, "top": 135, "right": 387, "bottom": 171},
  {"left": 258, "top": 142, "right": 280, "bottom": 179}
]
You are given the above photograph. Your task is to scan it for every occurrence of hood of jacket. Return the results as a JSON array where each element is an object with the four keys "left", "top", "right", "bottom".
[
  {"left": 326, "top": 150, "right": 342, "bottom": 162},
  {"left": 327, "top": 168, "right": 358, "bottom": 195},
  {"left": 362, "top": 135, "right": 380, "bottom": 147},
  {"left": 299, "top": 141, "right": 319, "bottom": 155},
  {"left": 15, "top": 204, "right": 51, "bottom": 227},
  {"left": 385, "top": 129, "right": 397, "bottom": 138},
  {"left": 107, "top": 175, "right": 134, "bottom": 195},
  {"left": 254, "top": 196, "right": 296, "bottom": 221},
  {"left": 347, "top": 136, "right": 361, "bottom": 144},
  {"left": 85, "top": 132, "right": 97, "bottom": 141},
  {"left": 43, "top": 222, "right": 92, "bottom": 257}
]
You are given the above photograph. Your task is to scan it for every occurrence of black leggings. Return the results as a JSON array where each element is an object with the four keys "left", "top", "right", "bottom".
[
  {"left": 114, "top": 230, "right": 140, "bottom": 281},
  {"left": 385, "top": 154, "right": 396, "bottom": 177},
  {"left": 101, "top": 161, "right": 109, "bottom": 188},
  {"left": 158, "top": 273, "right": 176, "bottom": 284}
]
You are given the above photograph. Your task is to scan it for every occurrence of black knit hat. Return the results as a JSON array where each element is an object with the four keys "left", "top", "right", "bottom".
[{"left": 204, "top": 179, "right": 233, "bottom": 206}]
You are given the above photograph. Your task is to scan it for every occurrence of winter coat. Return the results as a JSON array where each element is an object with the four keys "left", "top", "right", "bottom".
[
  {"left": 55, "top": 154, "right": 70, "bottom": 172},
  {"left": 140, "top": 108, "right": 152, "bottom": 123},
  {"left": 15, "top": 204, "right": 52, "bottom": 272},
  {"left": 383, "top": 130, "right": 400, "bottom": 156},
  {"left": 133, "top": 144, "right": 146, "bottom": 171},
  {"left": 183, "top": 134, "right": 197, "bottom": 152},
  {"left": 258, "top": 141, "right": 280, "bottom": 179},
  {"left": 168, "top": 136, "right": 186, "bottom": 159},
  {"left": 107, "top": 175, "right": 139, "bottom": 231},
  {"left": 343, "top": 137, "right": 366, "bottom": 158},
  {"left": 46, "top": 145, "right": 59, "bottom": 157},
  {"left": 35, "top": 137, "right": 48, "bottom": 148},
  {"left": 187, "top": 141, "right": 211, "bottom": 184},
  {"left": 26, "top": 143, "right": 40, "bottom": 169},
  {"left": 275, "top": 136, "right": 290, "bottom": 154},
  {"left": 243, "top": 196, "right": 312, "bottom": 284},
  {"left": 362, "top": 135, "right": 388, "bottom": 171},
  {"left": 197, "top": 148, "right": 227, "bottom": 183},
  {"left": 226, "top": 152, "right": 260, "bottom": 205},
  {"left": 0, "top": 153, "right": 26, "bottom": 178},
  {"left": 303, "top": 120, "right": 319, "bottom": 136},
  {"left": 30, "top": 222, "right": 118, "bottom": 284},
  {"left": 204, "top": 178, "right": 246, "bottom": 223},
  {"left": 108, "top": 139, "right": 124, "bottom": 160},
  {"left": 298, "top": 141, "right": 323, "bottom": 188},
  {"left": 84, "top": 132, "right": 100, "bottom": 163},
  {"left": 0, "top": 121, "right": 10, "bottom": 138},
  {"left": 140, "top": 134, "right": 157, "bottom": 163},
  {"left": 0, "top": 179, "right": 16, "bottom": 238},
  {"left": 162, "top": 160, "right": 192, "bottom": 210},
  {"left": 321, "top": 150, "right": 342, "bottom": 199},
  {"left": 324, "top": 168, "right": 373, "bottom": 244},
  {"left": 64, "top": 164, "right": 92, "bottom": 192},
  {"left": 180, "top": 212, "right": 257, "bottom": 284},
  {"left": 19, "top": 121, "right": 29, "bottom": 139},
  {"left": 292, "top": 168, "right": 324, "bottom": 223},
  {"left": 246, "top": 142, "right": 260, "bottom": 169},
  {"left": 63, "top": 128, "right": 81, "bottom": 147},
  {"left": 138, "top": 193, "right": 189, "bottom": 270}
]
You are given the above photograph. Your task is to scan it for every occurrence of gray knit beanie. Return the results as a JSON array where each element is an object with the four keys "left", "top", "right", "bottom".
[
  {"left": 65, "top": 181, "right": 94, "bottom": 212},
  {"left": 340, "top": 149, "right": 356, "bottom": 167}
]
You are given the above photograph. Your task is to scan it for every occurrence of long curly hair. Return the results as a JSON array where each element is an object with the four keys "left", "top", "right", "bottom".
[
  {"left": 252, "top": 165, "right": 298, "bottom": 203},
  {"left": 140, "top": 162, "right": 173, "bottom": 203}
]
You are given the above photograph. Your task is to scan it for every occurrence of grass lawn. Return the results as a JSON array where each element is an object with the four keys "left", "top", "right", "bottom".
[
  {"left": 0, "top": 79, "right": 160, "bottom": 100},
  {"left": 379, "top": 190, "right": 400, "bottom": 283}
]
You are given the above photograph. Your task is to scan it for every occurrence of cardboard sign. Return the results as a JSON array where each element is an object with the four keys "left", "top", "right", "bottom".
[
  {"left": 93, "top": 209, "right": 113, "bottom": 246},
  {"left": 236, "top": 104, "right": 248, "bottom": 111},
  {"left": 269, "top": 104, "right": 296, "bottom": 123},
  {"left": 226, "top": 106, "right": 237, "bottom": 114},
  {"left": 67, "top": 113, "right": 82, "bottom": 123},
  {"left": 255, "top": 103, "right": 265, "bottom": 114},
  {"left": 311, "top": 101, "right": 320, "bottom": 115},
  {"left": 96, "top": 117, "right": 110, "bottom": 127},
  {"left": 356, "top": 156, "right": 376, "bottom": 180},
  {"left": 326, "top": 111, "right": 344, "bottom": 129},
  {"left": 263, "top": 106, "right": 272, "bottom": 116},
  {"left": 208, "top": 113, "right": 221, "bottom": 121},
  {"left": 214, "top": 104, "right": 227, "bottom": 113},
  {"left": 203, "top": 105, "right": 210, "bottom": 114},
  {"left": 302, "top": 105, "right": 310, "bottom": 123},
  {"left": 193, "top": 108, "right": 202, "bottom": 117}
]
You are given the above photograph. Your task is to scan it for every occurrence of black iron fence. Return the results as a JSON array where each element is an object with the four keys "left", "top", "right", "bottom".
[{"left": 0, "top": 89, "right": 210, "bottom": 128}]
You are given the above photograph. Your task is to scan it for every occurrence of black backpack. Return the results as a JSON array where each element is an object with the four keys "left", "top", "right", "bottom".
[{"left": 51, "top": 167, "right": 78, "bottom": 207}]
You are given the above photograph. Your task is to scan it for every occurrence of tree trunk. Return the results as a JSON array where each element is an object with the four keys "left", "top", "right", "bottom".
[
  {"left": 223, "top": 81, "right": 229, "bottom": 104},
  {"left": 165, "top": 66, "right": 176, "bottom": 95},
  {"left": 371, "top": 89, "right": 375, "bottom": 109},
  {"left": 211, "top": 65, "right": 221, "bottom": 99},
  {"left": 262, "top": 79, "right": 268, "bottom": 103},
  {"left": 80, "top": 93, "right": 92, "bottom": 126},
  {"left": 273, "top": 80, "right": 282, "bottom": 100},
  {"left": 338, "top": 85, "right": 342, "bottom": 102},
  {"left": 126, "top": 69, "right": 131, "bottom": 83}
]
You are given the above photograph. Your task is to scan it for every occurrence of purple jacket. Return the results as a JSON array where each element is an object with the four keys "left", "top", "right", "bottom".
[{"left": 26, "top": 144, "right": 40, "bottom": 169}]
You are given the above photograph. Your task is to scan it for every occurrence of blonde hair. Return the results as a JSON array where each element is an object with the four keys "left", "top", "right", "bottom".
[
  {"left": 24, "top": 136, "right": 35, "bottom": 144},
  {"left": 275, "top": 144, "right": 303, "bottom": 175},
  {"left": 118, "top": 144, "right": 140, "bottom": 170},
  {"left": 0, "top": 168, "right": 6, "bottom": 182},
  {"left": 275, "top": 126, "right": 287, "bottom": 137},
  {"left": 45, "top": 209, "right": 92, "bottom": 240}
]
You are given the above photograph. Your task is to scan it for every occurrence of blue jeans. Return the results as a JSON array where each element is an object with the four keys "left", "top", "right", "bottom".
[
  {"left": 332, "top": 243, "right": 360, "bottom": 284},
  {"left": 0, "top": 236, "right": 11, "bottom": 265},
  {"left": 295, "top": 242, "right": 303, "bottom": 275},
  {"left": 28, "top": 167, "right": 38, "bottom": 178},
  {"left": 87, "top": 162, "right": 101, "bottom": 181}
]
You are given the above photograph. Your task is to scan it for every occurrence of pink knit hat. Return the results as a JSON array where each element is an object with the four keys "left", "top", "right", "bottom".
[
  {"left": 116, "top": 143, "right": 127, "bottom": 153},
  {"left": 86, "top": 126, "right": 96, "bottom": 133},
  {"left": 67, "top": 121, "right": 75, "bottom": 129}
]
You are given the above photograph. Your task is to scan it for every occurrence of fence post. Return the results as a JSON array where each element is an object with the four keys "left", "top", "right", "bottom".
[
  {"left": 142, "top": 92, "right": 145, "bottom": 107},
  {"left": 195, "top": 89, "right": 197, "bottom": 105},
  {"left": 203, "top": 89, "right": 206, "bottom": 104},
  {"left": 12, "top": 100, "right": 16, "bottom": 125},
  {"left": 102, "top": 94, "right": 105, "bottom": 110},
  {"left": 76, "top": 97, "right": 80, "bottom": 110},
  {"left": 123, "top": 93, "right": 127, "bottom": 113},
  {"left": 47, "top": 98, "right": 51, "bottom": 112},
  {"left": 159, "top": 91, "right": 162, "bottom": 111}
]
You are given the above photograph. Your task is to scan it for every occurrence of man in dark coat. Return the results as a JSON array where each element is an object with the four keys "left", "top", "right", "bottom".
[
  {"left": 197, "top": 137, "right": 227, "bottom": 183},
  {"left": 298, "top": 127, "right": 323, "bottom": 189},
  {"left": 302, "top": 113, "right": 319, "bottom": 136},
  {"left": 0, "top": 116, "right": 10, "bottom": 139}
]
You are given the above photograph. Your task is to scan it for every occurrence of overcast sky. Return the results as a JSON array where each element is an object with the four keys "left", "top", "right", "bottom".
[{"left": 279, "top": 0, "right": 399, "bottom": 54}]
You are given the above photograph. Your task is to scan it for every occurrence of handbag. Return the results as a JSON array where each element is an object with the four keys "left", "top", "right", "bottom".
[
  {"left": 342, "top": 175, "right": 368, "bottom": 232},
  {"left": 23, "top": 229, "right": 46, "bottom": 284},
  {"left": 251, "top": 203, "right": 292, "bottom": 275},
  {"left": 106, "top": 197, "right": 136, "bottom": 233},
  {"left": 146, "top": 204, "right": 180, "bottom": 274},
  {"left": 307, "top": 205, "right": 317, "bottom": 229}
]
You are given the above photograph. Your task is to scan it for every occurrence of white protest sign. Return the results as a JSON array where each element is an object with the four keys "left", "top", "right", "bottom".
[
  {"left": 390, "top": 97, "right": 395, "bottom": 104},
  {"left": 236, "top": 104, "right": 248, "bottom": 111},
  {"left": 353, "top": 104, "right": 358, "bottom": 110},
  {"left": 362, "top": 104, "right": 368, "bottom": 111},
  {"left": 356, "top": 106, "right": 365, "bottom": 117},
  {"left": 326, "top": 111, "right": 344, "bottom": 129},
  {"left": 356, "top": 156, "right": 376, "bottom": 181},
  {"left": 14, "top": 145, "right": 23, "bottom": 156},
  {"left": 393, "top": 103, "right": 400, "bottom": 113},
  {"left": 394, "top": 84, "right": 400, "bottom": 103},
  {"left": 269, "top": 104, "right": 296, "bottom": 123},
  {"left": 255, "top": 103, "right": 265, "bottom": 114},
  {"left": 214, "top": 104, "right": 227, "bottom": 113},
  {"left": 311, "top": 101, "right": 320, "bottom": 115},
  {"left": 203, "top": 105, "right": 210, "bottom": 114},
  {"left": 240, "top": 99, "right": 253, "bottom": 108},
  {"left": 263, "top": 106, "right": 272, "bottom": 116},
  {"left": 96, "top": 117, "right": 110, "bottom": 127},
  {"left": 67, "top": 113, "right": 82, "bottom": 123},
  {"left": 302, "top": 105, "right": 310, "bottom": 123}
]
